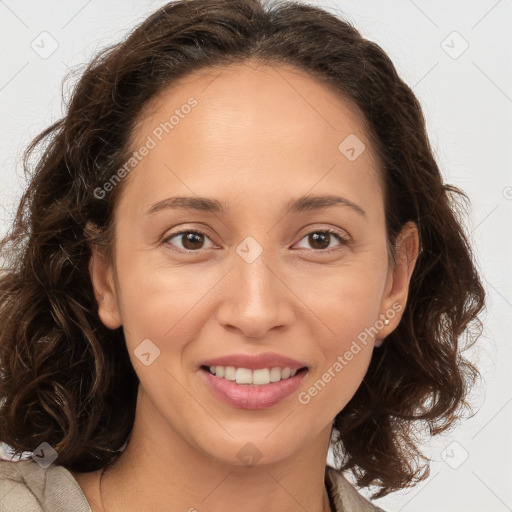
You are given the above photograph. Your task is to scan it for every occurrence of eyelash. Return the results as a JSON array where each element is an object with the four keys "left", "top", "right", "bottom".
[{"left": 161, "top": 227, "right": 350, "bottom": 254}]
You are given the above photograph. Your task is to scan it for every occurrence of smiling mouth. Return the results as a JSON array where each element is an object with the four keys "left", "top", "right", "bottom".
[{"left": 200, "top": 365, "right": 308, "bottom": 385}]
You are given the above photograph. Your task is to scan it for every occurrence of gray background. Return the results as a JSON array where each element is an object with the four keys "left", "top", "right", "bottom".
[{"left": 0, "top": 1, "right": 511, "bottom": 511}]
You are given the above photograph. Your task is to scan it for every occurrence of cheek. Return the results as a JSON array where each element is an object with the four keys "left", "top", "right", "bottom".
[
  {"left": 291, "top": 258, "right": 386, "bottom": 411},
  {"left": 298, "top": 344, "right": 373, "bottom": 421},
  {"left": 112, "top": 256, "right": 211, "bottom": 414},
  {"left": 112, "top": 246, "right": 223, "bottom": 357},
  {"left": 295, "top": 284, "right": 377, "bottom": 426},
  {"left": 294, "top": 257, "right": 388, "bottom": 343}
]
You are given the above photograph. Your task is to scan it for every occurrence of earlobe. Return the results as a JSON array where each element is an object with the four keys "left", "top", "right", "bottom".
[
  {"left": 375, "top": 221, "right": 420, "bottom": 345},
  {"left": 88, "top": 243, "right": 122, "bottom": 330}
]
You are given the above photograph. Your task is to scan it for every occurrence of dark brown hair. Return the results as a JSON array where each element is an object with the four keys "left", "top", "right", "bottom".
[{"left": 0, "top": 0, "right": 485, "bottom": 499}]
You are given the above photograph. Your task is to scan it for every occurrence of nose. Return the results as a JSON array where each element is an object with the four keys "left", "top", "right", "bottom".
[{"left": 215, "top": 250, "right": 295, "bottom": 339}]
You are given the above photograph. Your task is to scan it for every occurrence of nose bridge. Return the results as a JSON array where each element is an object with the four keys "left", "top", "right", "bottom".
[{"left": 216, "top": 240, "right": 294, "bottom": 337}]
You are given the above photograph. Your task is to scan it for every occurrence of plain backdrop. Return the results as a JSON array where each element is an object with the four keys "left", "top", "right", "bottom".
[{"left": 0, "top": 1, "right": 511, "bottom": 511}]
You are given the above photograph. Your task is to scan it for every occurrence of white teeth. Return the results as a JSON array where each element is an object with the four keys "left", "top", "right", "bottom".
[
  {"left": 224, "top": 366, "right": 236, "bottom": 380},
  {"left": 269, "top": 367, "right": 281, "bottom": 382},
  {"left": 235, "top": 368, "right": 252, "bottom": 384},
  {"left": 208, "top": 365, "right": 301, "bottom": 385},
  {"left": 252, "top": 368, "right": 270, "bottom": 385}
]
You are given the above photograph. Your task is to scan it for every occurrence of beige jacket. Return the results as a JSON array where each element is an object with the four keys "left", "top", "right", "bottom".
[{"left": 0, "top": 460, "right": 386, "bottom": 511}]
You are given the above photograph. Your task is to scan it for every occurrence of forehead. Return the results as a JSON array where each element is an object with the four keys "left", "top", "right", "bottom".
[{"left": 121, "top": 60, "right": 383, "bottom": 216}]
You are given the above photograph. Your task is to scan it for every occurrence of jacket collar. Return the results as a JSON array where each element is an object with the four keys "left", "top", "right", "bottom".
[{"left": 324, "top": 465, "right": 386, "bottom": 512}]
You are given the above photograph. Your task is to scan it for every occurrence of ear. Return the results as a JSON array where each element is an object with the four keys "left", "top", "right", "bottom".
[
  {"left": 86, "top": 224, "right": 122, "bottom": 330},
  {"left": 375, "top": 221, "right": 420, "bottom": 346}
]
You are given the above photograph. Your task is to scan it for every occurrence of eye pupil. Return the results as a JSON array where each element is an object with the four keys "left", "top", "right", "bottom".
[
  {"left": 182, "top": 232, "right": 204, "bottom": 250},
  {"left": 309, "top": 232, "right": 331, "bottom": 250}
]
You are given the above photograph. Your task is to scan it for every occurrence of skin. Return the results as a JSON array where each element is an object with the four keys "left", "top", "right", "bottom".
[{"left": 72, "top": 61, "right": 419, "bottom": 512}]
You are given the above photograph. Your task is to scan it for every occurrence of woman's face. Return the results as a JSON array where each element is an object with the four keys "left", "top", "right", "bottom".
[{"left": 91, "top": 62, "right": 416, "bottom": 466}]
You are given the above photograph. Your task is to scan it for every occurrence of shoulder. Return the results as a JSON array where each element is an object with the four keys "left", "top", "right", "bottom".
[
  {"left": 325, "top": 465, "right": 388, "bottom": 512},
  {"left": 0, "top": 459, "right": 92, "bottom": 512}
]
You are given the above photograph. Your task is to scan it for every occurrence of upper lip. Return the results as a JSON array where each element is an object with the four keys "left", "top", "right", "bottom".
[{"left": 201, "top": 352, "right": 308, "bottom": 370}]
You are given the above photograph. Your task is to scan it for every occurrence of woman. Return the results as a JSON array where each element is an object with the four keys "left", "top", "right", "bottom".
[{"left": 0, "top": 1, "right": 485, "bottom": 511}]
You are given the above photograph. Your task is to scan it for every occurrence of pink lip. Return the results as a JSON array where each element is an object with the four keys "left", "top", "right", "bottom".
[
  {"left": 200, "top": 367, "right": 307, "bottom": 410},
  {"left": 201, "top": 352, "right": 307, "bottom": 370}
]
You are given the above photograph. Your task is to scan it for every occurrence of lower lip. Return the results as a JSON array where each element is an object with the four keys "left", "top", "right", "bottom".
[{"left": 200, "top": 367, "right": 307, "bottom": 410}]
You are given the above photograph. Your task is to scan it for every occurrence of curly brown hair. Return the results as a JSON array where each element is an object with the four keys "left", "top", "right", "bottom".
[{"left": 0, "top": 0, "right": 485, "bottom": 499}]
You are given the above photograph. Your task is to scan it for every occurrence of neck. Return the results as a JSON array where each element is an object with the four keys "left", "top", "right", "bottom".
[{"left": 96, "top": 392, "right": 334, "bottom": 512}]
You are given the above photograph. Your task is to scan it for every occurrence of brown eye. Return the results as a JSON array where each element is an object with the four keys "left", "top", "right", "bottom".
[
  {"left": 163, "top": 231, "right": 214, "bottom": 252},
  {"left": 295, "top": 229, "right": 348, "bottom": 252},
  {"left": 308, "top": 232, "right": 331, "bottom": 250}
]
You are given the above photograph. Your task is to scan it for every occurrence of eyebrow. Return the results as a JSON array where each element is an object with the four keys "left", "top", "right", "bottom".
[{"left": 145, "top": 194, "right": 366, "bottom": 217}]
